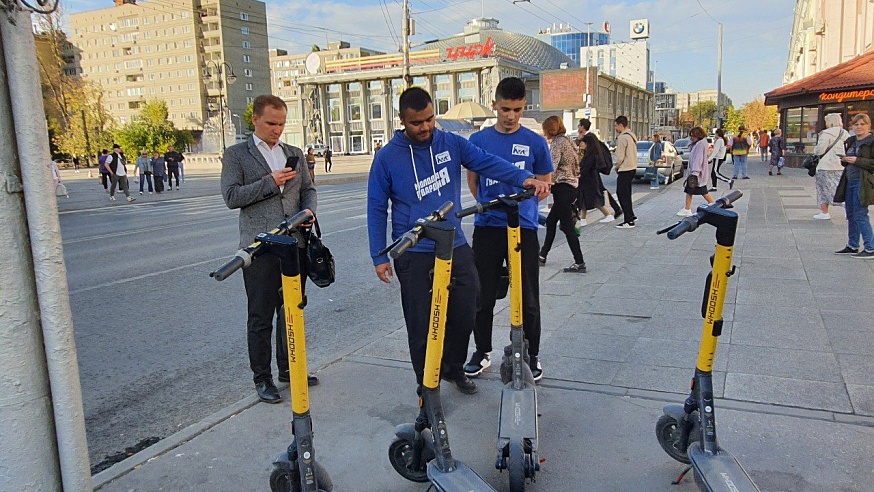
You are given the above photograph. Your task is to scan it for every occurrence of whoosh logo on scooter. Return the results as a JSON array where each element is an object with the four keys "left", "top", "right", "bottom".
[
  {"left": 431, "top": 292, "right": 443, "bottom": 341},
  {"left": 285, "top": 307, "right": 297, "bottom": 363},
  {"left": 706, "top": 277, "right": 722, "bottom": 321}
]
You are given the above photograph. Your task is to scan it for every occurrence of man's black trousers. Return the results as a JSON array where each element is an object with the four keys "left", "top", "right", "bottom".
[
  {"left": 472, "top": 226, "right": 541, "bottom": 357},
  {"left": 242, "top": 247, "right": 308, "bottom": 384},
  {"left": 616, "top": 170, "right": 636, "bottom": 224},
  {"left": 393, "top": 244, "right": 479, "bottom": 385}
]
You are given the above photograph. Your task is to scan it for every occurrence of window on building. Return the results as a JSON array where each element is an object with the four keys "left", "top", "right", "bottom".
[
  {"left": 328, "top": 98, "right": 341, "bottom": 122},
  {"left": 241, "top": 26, "right": 249, "bottom": 35},
  {"left": 347, "top": 102, "right": 362, "bottom": 121},
  {"left": 240, "top": 12, "right": 249, "bottom": 21},
  {"left": 242, "top": 40, "right": 251, "bottom": 49},
  {"left": 245, "top": 83, "right": 253, "bottom": 91},
  {"left": 370, "top": 96, "right": 383, "bottom": 119},
  {"left": 243, "top": 54, "right": 251, "bottom": 63},
  {"left": 243, "top": 69, "right": 253, "bottom": 77},
  {"left": 183, "top": 26, "right": 191, "bottom": 34},
  {"left": 247, "top": 96, "right": 254, "bottom": 104}
]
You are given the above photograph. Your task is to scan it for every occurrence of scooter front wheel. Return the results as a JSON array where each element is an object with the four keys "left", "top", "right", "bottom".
[
  {"left": 269, "top": 460, "right": 333, "bottom": 492},
  {"left": 655, "top": 413, "right": 698, "bottom": 464},
  {"left": 508, "top": 440, "right": 525, "bottom": 492},
  {"left": 388, "top": 438, "right": 429, "bottom": 483}
]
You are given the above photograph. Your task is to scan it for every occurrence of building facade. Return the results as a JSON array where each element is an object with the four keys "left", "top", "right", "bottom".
[
  {"left": 69, "top": 0, "right": 271, "bottom": 149},
  {"left": 580, "top": 40, "right": 650, "bottom": 90},
  {"left": 674, "top": 89, "right": 732, "bottom": 114},
  {"left": 536, "top": 24, "right": 610, "bottom": 66},
  {"left": 785, "top": 0, "right": 873, "bottom": 84},
  {"left": 271, "top": 18, "right": 575, "bottom": 154}
]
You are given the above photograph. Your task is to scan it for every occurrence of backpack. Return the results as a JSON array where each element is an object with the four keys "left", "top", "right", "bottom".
[
  {"left": 597, "top": 140, "right": 612, "bottom": 175},
  {"left": 732, "top": 133, "right": 750, "bottom": 155}
]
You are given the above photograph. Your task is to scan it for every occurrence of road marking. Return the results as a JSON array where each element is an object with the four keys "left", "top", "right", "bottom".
[
  {"left": 69, "top": 256, "right": 228, "bottom": 295},
  {"left": 62, "top": 215, "right": 232, "bottom": 244}
]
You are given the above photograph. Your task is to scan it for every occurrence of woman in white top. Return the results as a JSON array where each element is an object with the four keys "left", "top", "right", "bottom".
[
  {"left": 813, "top": 113, "right": 850, "bottom": 220},
  {"left": 708, "top": 128, "right": 732, "bottom": 191}
]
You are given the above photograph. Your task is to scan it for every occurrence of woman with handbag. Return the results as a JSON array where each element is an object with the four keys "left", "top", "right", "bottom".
[
  {"left": 833, "top": 113, "right": 874, "bottom": 258},
  {"left": 577, "top": 133, "right": 613, "bottom": 225},
  {"left": 812, "top": 114, "right": 849, "bottom": 219},
  {"left": 767, "top": 129, "right": 786, "bottom": 176},
  {"left": 677, "top": 127, "right": 714, "bottom": 216},
  {"left": 708, "top": 128, "right": 732, "bottom": 191}
]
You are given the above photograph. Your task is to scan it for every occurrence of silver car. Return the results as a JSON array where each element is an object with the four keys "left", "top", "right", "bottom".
[
  {"left": 634, "top": 141, "right": 684, "bottom": 184},
  {"left": 674, "top": 138, "right": 692, "bottom": 166}
]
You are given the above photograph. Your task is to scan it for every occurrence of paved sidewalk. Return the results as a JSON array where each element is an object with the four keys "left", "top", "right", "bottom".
[{"left": 94, "top": 164, "right": 874, "bottom": 491}]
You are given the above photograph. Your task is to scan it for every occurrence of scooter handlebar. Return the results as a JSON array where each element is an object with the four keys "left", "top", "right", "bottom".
[
  {"left": 388, "top": 232, "right": 418, "bottom": 259},
  {"left": 434, "top": 201, "right": 454, "bottom": 220},
  {"left": 210, "top": 249, "right": 252, "bottom": 281},
  {"left": 666, "top": 218, "right": 696, "bottom": 240},
  {"left": 455, "top": 189, "right": 536, "bottom": 218},
  {"left": 719, "top": 190, "right": 743, "bottom": 206},
  {"left": 283, "top": 209, "right": 315, "bottom": 230}
]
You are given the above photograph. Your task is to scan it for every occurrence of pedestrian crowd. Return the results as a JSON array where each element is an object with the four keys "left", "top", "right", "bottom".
[{"left": 94, "top": 144, "right": 186, "bottom": 202}]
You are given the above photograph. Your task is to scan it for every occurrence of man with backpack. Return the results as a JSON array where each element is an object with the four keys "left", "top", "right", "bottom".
[{"left": 731, "top": 125, "right": 753, "bottom": 180}]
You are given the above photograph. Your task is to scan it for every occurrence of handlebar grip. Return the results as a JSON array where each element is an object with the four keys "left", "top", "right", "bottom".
[
  {"left": 285, "top": 209, "right": 315, "bottom": 230},
  {"left": 434, "top": 201, "right": 454, "bottom": 220},
  {"left": 456, "top": 202, "right": 484, "bottom": 218},
  {"left": 666, "top": 219, "right": 694, "bottom": 240},
  {"left": 720, "top": 190, "right": 743, "bottom": 206},
  {"left": 210, "top": 256, "right": 245, "bottom": 281},
  {"left": 388, "top": 234, "right": 416, "bottom": 259}
]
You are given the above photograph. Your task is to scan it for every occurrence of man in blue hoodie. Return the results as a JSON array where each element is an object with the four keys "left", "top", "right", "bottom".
[
  {"left": 463, "top": 77, "right": 553, "bottom": 383},
  {"left": 368, "top": 87, "right": 550, "bottom": 395}
]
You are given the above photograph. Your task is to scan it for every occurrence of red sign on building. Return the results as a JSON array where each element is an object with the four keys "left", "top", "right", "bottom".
[{"left": 445, "top": 37, "right": 496, "bottom": 60}]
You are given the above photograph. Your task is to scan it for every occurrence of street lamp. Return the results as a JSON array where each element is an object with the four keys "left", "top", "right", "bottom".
[{"left": 204, "top": 60, "right": 236, "bottom": 152}]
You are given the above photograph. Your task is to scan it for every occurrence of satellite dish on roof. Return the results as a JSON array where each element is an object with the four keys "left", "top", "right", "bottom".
[{"left": 305, "top": 52, "right": 322, "bottom": 74}]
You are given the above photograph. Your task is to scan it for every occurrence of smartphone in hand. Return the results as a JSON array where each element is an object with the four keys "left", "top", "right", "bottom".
[{"left": 285, "top": 156, "right": 299, "bottom": 170}]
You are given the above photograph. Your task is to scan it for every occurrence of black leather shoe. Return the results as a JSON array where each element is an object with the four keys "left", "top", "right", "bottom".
[
  {"left": 441, "top": 372, "right": 478, "bottom": 395},
  {"left": 278, "top": 371, "right": 320, "bottom": 386},
  {"left": 255, "top": 380, "right": 282, "bottom": 404}
]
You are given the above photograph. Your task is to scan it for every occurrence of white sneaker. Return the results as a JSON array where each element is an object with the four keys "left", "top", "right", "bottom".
[
  {"left": 677, "top": 208, "right": 693, "bottom": 217},
  {"left": 578, "top": 219, "right": 587, "bottom": 227},
  {"left": 127, "top": 196, "right": 136, "bottom": 202},
  {"left": 139, "top": 191, "right": 144, "bottom": 195},
  {"left": 149, "top": 192, "right": 153, "bottom": 195},
  {"left": 813, "top": 213, "right": 831, "bottom": 220},
  {"left": 599, "top": 215, "right": 615, "bottom": 223}
]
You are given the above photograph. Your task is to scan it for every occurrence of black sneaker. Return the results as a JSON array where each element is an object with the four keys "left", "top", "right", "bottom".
[
  {"left": 529, "top": 356, "right": 542, "bottom": 382},
  {"left": 464, "top": 351, "right": 491, "bottom": 377},
  {"left": 563, "top": 262, "right": 587, "bottom": 273},
  {"left": 278, "top": 371, "right": 320, "bottom": 386},
  {"left": 852, "top": 250, "right": 874, "bottom": 259},
  {"left": 835, "top": 246, "right": 860, "bottom": 255},
  {"left": 441, "top": 372, "right": 478, "bottom": 394}
]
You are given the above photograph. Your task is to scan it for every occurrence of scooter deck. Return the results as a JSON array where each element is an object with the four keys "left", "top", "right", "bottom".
[
  {"left": 498, "top": 384, "right": 538, "bottom": 439},
  {"left": 688, "top": 445, "right": 760, "bottom": 492},
  {"left": 427, "top": 460, "right": 497, "bottom": 491}
]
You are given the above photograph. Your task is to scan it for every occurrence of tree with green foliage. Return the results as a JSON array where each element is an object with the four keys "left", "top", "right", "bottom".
[
  {"left": 722, "top": 106, "right": 744, "bottom": 134},
  {"left": 113, "top": 100, "right": 193, "bottom": 157},
  {"left": 687, "top": 101, "right": 718, "bottom": 131},
  {"left": 241, "top": 102, "right": 255, "bottom": 132}
]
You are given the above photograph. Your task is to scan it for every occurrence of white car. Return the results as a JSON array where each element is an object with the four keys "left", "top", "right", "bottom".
[
  {"left": 305, "top": 143, "right": 327, "bottom": 157},
  {"left": 634, "top": 141, "right": 684, "bottom": 184}
]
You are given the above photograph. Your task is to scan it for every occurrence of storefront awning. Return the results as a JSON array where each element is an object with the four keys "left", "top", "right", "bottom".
[{"left": 764, "top": 50, "right": 874, "bottom": 105}]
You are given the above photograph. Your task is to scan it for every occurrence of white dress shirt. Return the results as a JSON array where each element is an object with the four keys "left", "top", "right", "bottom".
[{"left": 253, "top": 134, "right": 287, "bottom": 192}]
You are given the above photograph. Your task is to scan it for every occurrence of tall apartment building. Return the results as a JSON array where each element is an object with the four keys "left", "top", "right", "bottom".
[
  {"left": 674, "top": 89, "right": 733, "bottom": 114},
  {"left": 785, "top": 0, "right": 873, "bottom": 84},
  {"left": 536, "top": 23, "right": 610, "bottom": 66},
  {"left": 69, "top": 0, "right": 270, "bottom": 147},
  {"left": 580, "top": 40, "right": 650, "bottom": 90}
]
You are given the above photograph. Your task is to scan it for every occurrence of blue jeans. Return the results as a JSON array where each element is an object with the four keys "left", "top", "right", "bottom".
[
  {"left": 845, "top": 180, "right": 874, "bottom": 252},
  {"left": 732, "top": 154, "right": 748, "bottom": 178}
]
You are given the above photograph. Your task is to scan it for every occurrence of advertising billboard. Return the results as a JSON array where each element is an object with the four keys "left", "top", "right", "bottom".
[
  {"left": 630, "top": 19, "right": 649, "bottom": 39},
  {"left": 540, "top": 68, "right": 596, "bottom": 111}
]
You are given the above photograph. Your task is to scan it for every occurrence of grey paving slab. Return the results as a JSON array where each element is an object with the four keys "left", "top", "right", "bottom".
[
  {"left": 846, "top": 384, "right": 874, "bottom": 416},
  {"left": 814, "top": 294, "right": 874, "bottom": 313},
  {"left": 541, "top": 355, "right": 621, "bottom": 384},
  {"left": 724, "top": 373, "right": 852, "bottom": 413},
  {"left": 642, "top": 316, "right": 724, "bottom": 342},
  {"left": 652, "top": 300, "right": 736, "bottom": 322},
  {"left": 560, "top": 312, "right": 651, "bottom": 337},
  {"left": 825, "top": 327, "right": 874, "bottom": 356},
  {"left": 611, "top": 363, "right": 725, "bottom": 398},
  {"left": 538, "top": 330, "right": 637, "bottom": 362},
  {"left": 730, "top": 311, "right": 830, "bottom": 351},
  {"left": 837, "top": 354, "right": 874, "bottom": 385},
  {"left": 727, "top": 345, "right": 843, "bottom": 382},
  {"left": 735, "top": 256, "right": 807, "bottom": 280}
]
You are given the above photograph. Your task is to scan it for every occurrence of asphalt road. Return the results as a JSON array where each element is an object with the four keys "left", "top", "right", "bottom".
[{"left": 60, "top": 170, "right": 644, "bottom": 470}]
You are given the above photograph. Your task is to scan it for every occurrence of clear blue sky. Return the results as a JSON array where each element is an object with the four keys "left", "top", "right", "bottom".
[{"left": 61, "top": 0, "right": 796, "bottom": 106}]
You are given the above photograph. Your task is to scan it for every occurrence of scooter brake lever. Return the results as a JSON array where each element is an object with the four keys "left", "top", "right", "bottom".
[{"left": 656, "top": 222, "right": 680, "bottom": 235}]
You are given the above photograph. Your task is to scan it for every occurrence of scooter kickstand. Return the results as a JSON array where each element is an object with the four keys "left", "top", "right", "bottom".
[{"left": 672, "top": 465, "right": 692, "bottom": 485}]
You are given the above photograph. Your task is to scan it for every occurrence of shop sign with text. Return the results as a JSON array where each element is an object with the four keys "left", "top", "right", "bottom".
[{"left": 445, "top": 37, "right": 496, "bottom": 60}]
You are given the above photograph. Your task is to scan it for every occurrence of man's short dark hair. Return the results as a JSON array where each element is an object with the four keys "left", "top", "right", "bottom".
[
  {"left": 398, "top": 87, "right": 432, "bottom": 115},
  {"left": 494, "top": 77, "right": 526, "bottom": 101},
  {"left": 578, "top": 118, "right": 591, "bottom": 131},
  {"left": 614, "top": 115, "right": 629, "bottom": 127},
  {"left": 253, "top": 95, "right": 287, "bottom": 116},
  {"left": 112, "top": 144, "right": 121, "bottom": 149},
  {"left": 102, "top": 149, "right": 109, "bottom": 154}
]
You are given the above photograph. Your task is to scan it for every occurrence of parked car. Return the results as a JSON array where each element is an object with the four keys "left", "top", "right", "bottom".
[
  {"left": 634, "top": 141, "right": 684, "bottom": 184},
  {"left": 305, "top": 143, "right": 327, "bottom": 157},
  {"left": 674, "top": 138, "right": 692, "bottom": 167}
]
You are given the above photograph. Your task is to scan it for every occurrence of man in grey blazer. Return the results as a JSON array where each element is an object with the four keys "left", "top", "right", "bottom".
[{"left": 221, "top": 95, "right": 318, "bottom": 404}]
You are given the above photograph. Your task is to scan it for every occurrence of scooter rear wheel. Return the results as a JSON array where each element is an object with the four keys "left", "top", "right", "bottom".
[
  {"left": 508, "top": 440, "right": 525, "bottom": 491},
  {"left": 388, "top": 438, "right": 429, "bottom": 483},
  {"left": 655, "top": 413, "right": 698, "bottom": 464}
]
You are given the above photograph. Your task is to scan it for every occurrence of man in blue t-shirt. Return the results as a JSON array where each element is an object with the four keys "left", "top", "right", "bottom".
[{"left": 463, "top": 77, "right": 553, "bottom": 382}]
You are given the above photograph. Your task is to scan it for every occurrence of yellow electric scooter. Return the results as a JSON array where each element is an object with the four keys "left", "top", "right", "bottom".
[
  {"left": 211, "top": 210, "right": 333, "bottom": 492},
  {"left": 457, "top": 189, "right": 539, "bottom": 492},
  {"left": 654, "top": 190, "right": 759, "bottom": 492},
  {"left": 385, "top": 201, "right": 497, "bottom": 492}
]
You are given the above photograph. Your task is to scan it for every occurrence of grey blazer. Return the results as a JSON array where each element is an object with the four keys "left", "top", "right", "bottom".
[{"left": 221, "top": 137, "right": 318, "bottom": 248}]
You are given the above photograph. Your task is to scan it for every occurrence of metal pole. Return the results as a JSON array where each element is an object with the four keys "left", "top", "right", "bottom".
[
  {"left": 716, "top": 23, "right": 723, "bottom": 129},
  {"left": 402, "top": 0, "right": 411, "bottom": 88},
  {"left": 1, "top": 6, "right": 92, "bottom": 491},
  {"left": 80, "top": 109, "right": 92, "bottom": 166},
  {"left": 219, "top": 74, "right": 226, "bottom": 153},
  {"left": 584, "top": 22, "right": 592, "bottom": 108}
]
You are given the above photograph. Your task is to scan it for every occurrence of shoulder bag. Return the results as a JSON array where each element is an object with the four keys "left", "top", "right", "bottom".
[
  {"left": 305, "top": 217, "right": 336, "bottom": 288},
  {"left": 803, "top": 130, "right": 845, "bottom": 177}
]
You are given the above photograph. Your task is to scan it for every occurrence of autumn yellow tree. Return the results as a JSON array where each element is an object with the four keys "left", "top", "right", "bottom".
[{"left": 740, "top": 99, "right": 779, "bottom": 133}]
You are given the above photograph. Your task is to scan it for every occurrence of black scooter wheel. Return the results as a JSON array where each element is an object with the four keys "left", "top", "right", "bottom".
[
  {"left": 388, "top": 438, "right": 429, "bottom": 483},
  {"left": 269, "top": 461, "right": 333, "bottom": 492},
  {"left": 508, "top": 440, "right": 525, "bottom": 492},
  {"left": 655, "top": 414, "right": 697, "bottom": 464}
]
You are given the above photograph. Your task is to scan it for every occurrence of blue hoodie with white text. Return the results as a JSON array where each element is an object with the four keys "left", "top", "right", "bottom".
[{"left": 368, "top": 128, "right": 533, "bottom": 266}]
